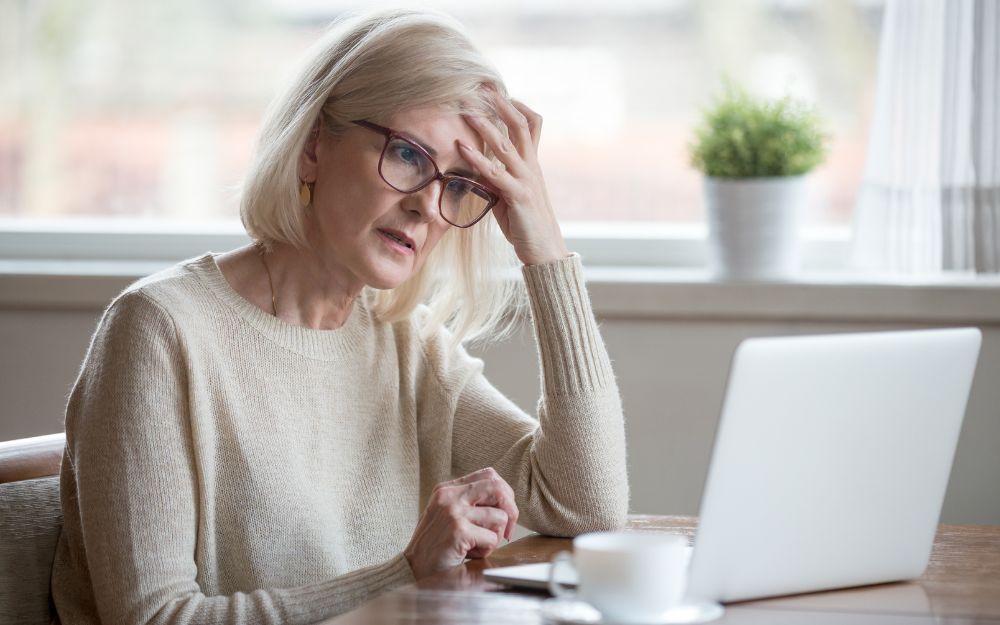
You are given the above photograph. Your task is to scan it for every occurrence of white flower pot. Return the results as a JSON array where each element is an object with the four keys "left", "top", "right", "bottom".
[{"left": 704, "top": 175, "right": 806, "bottom": 281}]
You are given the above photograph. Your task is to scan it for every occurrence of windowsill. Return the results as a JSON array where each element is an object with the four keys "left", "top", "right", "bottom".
[
  {"left": 2, "top": 258, "right": 998, "bottom": 324},
  {"left": 584, "top": 266, "right": 1000, "bottom": 324},
  {"left": 1, "top": 219, "right": 997, "bottom": 322}
]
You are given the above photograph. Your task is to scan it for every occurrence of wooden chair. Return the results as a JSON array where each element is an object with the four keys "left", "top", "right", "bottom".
[{"left": 0, "top": 433, "right": 65, "bottom": 625}]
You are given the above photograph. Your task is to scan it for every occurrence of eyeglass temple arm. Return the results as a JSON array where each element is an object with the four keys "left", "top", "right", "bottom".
[{"left": 352, "top": 120, "right": 392, "bottom": 138}]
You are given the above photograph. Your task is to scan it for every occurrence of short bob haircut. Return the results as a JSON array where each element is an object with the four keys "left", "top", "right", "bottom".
[{"left": 240, "top": 8, "right": 522, "bottom": 346}]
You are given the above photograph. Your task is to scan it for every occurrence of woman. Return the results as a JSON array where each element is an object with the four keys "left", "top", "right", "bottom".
[{"left": 51, "top": 8, "right": 628, "bottom": 625}]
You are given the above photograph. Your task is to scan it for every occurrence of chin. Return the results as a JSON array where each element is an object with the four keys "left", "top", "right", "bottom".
[
  {"left": 365, "top": 266, "right": 417, "bottom": 291},
  {"left": 368, "top": 278, "right": 407, "bottom": 291},
  {"left": 361, "top": 253, "right": 424, "bottom": 291}
]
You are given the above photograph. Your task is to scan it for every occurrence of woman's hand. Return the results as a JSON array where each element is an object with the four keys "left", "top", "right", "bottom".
[
  {"left": 404, "top": 467, "right": 519, "bottom": 579},
  {"left": 459, "top": 92, "right": 570, "bottom": 266}
]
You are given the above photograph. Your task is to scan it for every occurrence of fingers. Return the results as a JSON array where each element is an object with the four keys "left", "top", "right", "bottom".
[
  {"left": 462, "top": 114, "right": 527, "bottom": 177},
  {"left": 406, "top": 469, "right": 521, "bottom": 578},
  {"left": 458, "top": 139, "right": 518, "bottom": 196},
  {"left": 435, "top": 467, "right": 520, "bottom": 540},
  {"left": 466, "top": 505, "right": 509, "bottom": 546},
  {"left": 459, "top": 94, "right": 543, "bottom": 214},
  {"left": 510, "top": 100, "right": 542, "bottom": 148},
  {"left": 462, "top": 521, "right": 502, "bottom": 559},
  {"left": 458, "top": 472, "right": 519, "bottom": 539},
  {"left": 487, "top": 92, "right": 535, "bottom": 158}
]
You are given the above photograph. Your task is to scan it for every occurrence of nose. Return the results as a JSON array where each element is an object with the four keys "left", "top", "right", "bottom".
[{"left": 404, "top": 178, "right": 443, "bottom": 223}]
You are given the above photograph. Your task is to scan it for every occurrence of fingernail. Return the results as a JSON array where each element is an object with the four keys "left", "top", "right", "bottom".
[{"left": 458, "top": 141, "right": 471, "bottom": 151}]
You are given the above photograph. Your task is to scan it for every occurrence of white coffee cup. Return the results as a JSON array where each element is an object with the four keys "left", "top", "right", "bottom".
[{"left": 548, "top": 531, "right": 690, "bottom": 624}]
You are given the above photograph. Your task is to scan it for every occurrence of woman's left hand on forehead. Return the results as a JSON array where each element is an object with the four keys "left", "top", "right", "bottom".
[{"left": 459, "top": 93, "right": 569, "bottom": 266}]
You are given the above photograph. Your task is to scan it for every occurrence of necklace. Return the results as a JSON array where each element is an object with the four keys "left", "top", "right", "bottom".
[{"left": 257, "top": 244, "right": 277, "bottom": 317}]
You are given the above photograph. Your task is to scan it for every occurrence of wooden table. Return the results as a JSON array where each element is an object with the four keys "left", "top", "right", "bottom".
[{"left": 325, "top": 516, "right": 1000, "bottom": 624}]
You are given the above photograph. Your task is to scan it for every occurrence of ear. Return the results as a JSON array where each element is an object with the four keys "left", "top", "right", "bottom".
[{"left": 297, "top": 119, "right": 321, "bottom": 183}]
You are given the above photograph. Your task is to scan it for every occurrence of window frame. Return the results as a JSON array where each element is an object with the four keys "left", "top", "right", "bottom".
[{"left": 0, "top": 219, "right": 852, "bottom": 272}]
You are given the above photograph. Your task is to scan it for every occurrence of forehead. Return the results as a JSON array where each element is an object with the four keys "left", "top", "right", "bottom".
[{"left": 384, "top": 105, "right": 482, "bottom": 157}]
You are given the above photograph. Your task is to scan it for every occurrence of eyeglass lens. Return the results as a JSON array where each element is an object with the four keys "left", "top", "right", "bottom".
[{"left": 380, "top": 136, "right": 492, "bottom": 227}]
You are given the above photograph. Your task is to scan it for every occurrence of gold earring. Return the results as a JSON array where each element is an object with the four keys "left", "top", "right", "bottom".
[{"left": 299, "top": 181, "right": 311, "bottom": 208}]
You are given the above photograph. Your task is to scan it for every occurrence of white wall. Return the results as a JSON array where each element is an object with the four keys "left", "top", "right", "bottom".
[
  {"left": 2, "top": 271, "right": 998, "bottom": 524},
  {"left": 1, "top": 308, "right": 101, "bottom": 438}
]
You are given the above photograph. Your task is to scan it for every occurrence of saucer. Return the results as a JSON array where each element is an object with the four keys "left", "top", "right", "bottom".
[{"left": 540, "top": 598, "right": 724, "bottom": 625}]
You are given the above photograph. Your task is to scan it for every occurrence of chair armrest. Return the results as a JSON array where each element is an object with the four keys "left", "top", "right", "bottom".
[{"left": 0, "top": 433, "right": 65, "bottom": 483}]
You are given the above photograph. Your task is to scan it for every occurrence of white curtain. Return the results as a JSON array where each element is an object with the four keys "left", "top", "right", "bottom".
[{"left": 853, "top": 0, "right": 1000, "bottom": 274}]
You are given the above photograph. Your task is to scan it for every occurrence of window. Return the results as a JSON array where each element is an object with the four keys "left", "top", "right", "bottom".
[{"left": 1, "top": 0, "right": 883, "bottom": 251}]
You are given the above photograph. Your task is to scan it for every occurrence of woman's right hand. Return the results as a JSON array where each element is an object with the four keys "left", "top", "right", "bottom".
[{"left": 403, "top": 467, "right": 519, "bottom": 579}]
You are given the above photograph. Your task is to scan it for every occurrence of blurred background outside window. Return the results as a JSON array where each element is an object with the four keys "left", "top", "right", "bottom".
[{"left": 0, "top": 0, "right": 884, "bottom": 234}]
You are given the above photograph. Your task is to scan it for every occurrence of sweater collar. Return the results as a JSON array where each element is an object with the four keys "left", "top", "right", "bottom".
[{"left": 188, "top": 253, "right": 372, "bottom": 361}]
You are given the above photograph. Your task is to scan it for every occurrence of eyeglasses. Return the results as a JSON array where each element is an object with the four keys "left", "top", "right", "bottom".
[{"left": 353, "top": 120, "right": 499, "bottom": 228}]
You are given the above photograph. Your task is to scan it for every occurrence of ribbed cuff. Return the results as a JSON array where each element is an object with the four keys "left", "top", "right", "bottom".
[
  {"left": 522, "top": 254, "right": 615, "bottom": 396},
  {"left": 278, "top": 553, "right": 414, "bottom": 624}
]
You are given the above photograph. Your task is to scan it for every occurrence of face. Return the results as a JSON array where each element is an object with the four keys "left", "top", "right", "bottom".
[{"left": 299, "top": 106, "right": 484, "bottom": 292}]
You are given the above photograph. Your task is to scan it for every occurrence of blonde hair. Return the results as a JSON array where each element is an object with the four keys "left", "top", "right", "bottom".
[{"left": 240, "top": 8, "right": 523, "bottom": 346}]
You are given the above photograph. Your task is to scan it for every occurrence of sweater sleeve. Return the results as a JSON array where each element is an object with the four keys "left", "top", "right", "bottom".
[
  {"left": 58, "top": 291, "right": 413, "bottom": 625},
  {"left": 445, "top": 254, "right": 629, "bottom": 536}
]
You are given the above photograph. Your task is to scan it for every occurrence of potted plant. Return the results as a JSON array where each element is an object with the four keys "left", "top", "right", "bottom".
[{"left": 690, "top": 84, "right": 827, "bottom": 280}]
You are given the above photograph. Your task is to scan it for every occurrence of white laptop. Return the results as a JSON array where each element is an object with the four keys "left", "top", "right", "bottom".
[{"left": 484, "top": 328, "right": 982, "bottom": 603}]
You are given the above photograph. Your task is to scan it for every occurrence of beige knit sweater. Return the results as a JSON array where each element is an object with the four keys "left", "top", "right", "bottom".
[{"left": 51, "top": 252, "right": 629, "bottom": 625}]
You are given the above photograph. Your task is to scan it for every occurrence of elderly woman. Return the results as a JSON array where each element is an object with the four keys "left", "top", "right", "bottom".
[{"left": 51, "top": 8, "right": 628, "bottom": 625}]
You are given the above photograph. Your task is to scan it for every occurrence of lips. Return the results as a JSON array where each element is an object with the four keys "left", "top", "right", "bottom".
[{"left": 377, "top": 228, "right": 416, "bottom": 250}]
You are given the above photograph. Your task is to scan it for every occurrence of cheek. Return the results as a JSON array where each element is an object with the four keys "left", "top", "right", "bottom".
[
  {"left": 314, "top": 175, "right": 390, "bottom": 232},
  {"left": 315, "top": 149, "right": 386, "bottom": 207},
  {"left": 425, "top": 223, "right": 450, "bottom": 252},
  {"left": 416, "top": 224, "right": 451, "bottom": 269}
]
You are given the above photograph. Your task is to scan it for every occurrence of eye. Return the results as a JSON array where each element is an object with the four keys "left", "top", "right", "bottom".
[
  {"left": 386, "top": 138, "right": 428, "bottom": 170},
  {"left": 392, "top": 144, "right": 418, "bottom": 165},
  {"left": 397, "top": 146, "right": 417, "bottom": 163},
  {"left": 445, "top": 179, "right": 474, "bottom": 197}
]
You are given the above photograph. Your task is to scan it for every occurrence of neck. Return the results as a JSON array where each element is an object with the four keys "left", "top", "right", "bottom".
[{"left": 262, "top": 240, "right": 362, "bottom": 330}]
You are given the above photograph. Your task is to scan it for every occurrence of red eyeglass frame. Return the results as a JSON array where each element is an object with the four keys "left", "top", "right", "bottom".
[{"left": 353, "top": 120, "right": 499, "bottom": 228}]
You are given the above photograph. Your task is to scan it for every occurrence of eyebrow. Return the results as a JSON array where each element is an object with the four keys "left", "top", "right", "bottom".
[{"left": 397, "top": 130, "right": 438, "bottom": 158}]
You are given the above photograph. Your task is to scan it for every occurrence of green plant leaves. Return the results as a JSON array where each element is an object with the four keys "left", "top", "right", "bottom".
[{"left": 690, "top": 83, "right": 828, "bottom": 178}]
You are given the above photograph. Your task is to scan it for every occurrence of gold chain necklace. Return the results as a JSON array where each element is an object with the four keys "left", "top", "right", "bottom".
[{"left": 256, "top": 244, "right": 277, "bottom": 317}]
